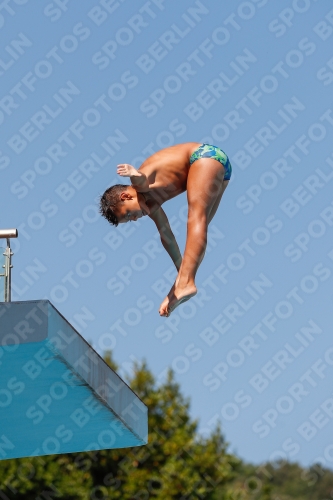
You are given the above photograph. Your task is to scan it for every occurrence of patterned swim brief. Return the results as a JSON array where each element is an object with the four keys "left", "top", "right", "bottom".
[{"left": 189, "top": 144, "right": 232, "bottom": 180}]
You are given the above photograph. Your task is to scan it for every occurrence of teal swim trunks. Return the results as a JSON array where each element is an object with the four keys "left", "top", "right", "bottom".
[{"left": 189, "top": 144, "right": 232, "bottom": 180}]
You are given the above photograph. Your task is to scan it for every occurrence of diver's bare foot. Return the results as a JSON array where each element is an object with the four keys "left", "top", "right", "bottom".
[
  {"left": 159, "top": 284, "right": 175, "bottom": 317},
  {"left": 159, "top": 283, "right": 197, "bottom": 317}
]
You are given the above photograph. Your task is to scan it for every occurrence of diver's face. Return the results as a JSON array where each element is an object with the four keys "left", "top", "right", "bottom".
[{"left": 116, "top": 190, "right": 150, "bottom": 223}]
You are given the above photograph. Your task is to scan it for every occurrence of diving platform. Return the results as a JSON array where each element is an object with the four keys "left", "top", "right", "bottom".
[{"left": 0, "top": 231, "right": 147, "bottom": 460}]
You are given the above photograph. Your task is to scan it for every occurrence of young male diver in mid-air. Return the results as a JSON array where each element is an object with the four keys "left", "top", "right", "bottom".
[{"left": 100, "top": 143, "right": 232, "bottom": 317}]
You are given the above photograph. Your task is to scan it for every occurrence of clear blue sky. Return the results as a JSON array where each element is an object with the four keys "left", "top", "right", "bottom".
[{"left": 2, "top": 0, "right": 333, "bottom": 467}]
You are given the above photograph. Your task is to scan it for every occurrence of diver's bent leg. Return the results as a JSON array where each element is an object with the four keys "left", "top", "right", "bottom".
[{"left": 159, "top": 158, "right": 225, "bottom": 316}]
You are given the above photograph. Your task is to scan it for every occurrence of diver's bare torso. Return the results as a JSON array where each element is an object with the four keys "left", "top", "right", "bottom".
[{"left": 135, "top": 142, "right": 200, "bottom": 208}]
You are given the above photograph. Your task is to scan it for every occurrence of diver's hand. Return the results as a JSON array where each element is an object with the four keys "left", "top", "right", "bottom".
[{"left": 117, "top": 164, "right": 138, "bottom": 177}]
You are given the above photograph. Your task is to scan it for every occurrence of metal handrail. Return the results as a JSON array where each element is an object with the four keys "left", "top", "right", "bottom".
[{"left": 0, "top": 229, "right": 18, "bottom": 302}]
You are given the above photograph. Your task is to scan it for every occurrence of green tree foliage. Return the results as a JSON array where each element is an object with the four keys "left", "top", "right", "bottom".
[
  {"left": 1, "top": 355, "right": 333, "bottom": 499},
  {"left": 0, "top": 354, "right": 247, "bottom": 500},
  {"left": 252, "top": 460, "right": 333, "bottom": 500}
]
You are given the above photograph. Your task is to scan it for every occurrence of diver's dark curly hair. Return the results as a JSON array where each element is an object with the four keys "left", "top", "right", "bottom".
[{"left": 99, "top": 184, "right": 129, "bottom": 227}]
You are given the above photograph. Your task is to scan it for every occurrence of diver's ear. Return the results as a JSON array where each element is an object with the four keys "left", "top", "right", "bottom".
[{"left": 120, "top": 191, "right": 132, "bottom": 201}]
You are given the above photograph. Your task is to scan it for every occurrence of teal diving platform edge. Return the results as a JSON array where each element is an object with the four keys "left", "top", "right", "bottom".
[{"left": 0, "top": 300, "right": 148, "bottom": 460}]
